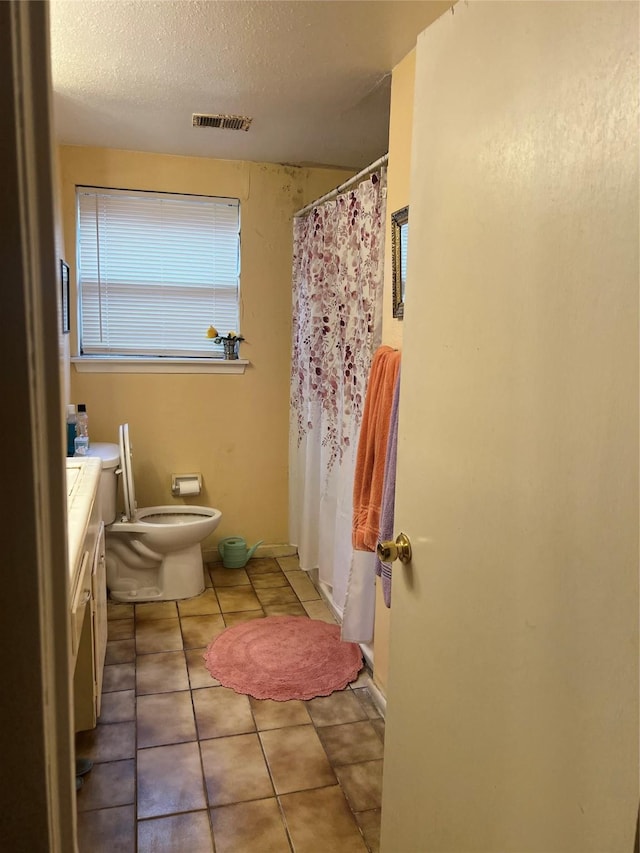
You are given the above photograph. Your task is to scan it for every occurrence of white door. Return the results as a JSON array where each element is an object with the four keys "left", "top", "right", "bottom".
[{"left": 380, "top": 3, "right": 638, "bottom": 852}]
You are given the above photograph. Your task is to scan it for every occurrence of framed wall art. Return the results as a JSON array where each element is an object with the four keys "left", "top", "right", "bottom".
[
  {"left": 60, "top": 260, "right": 70, "bottom": 334},
  {"left": 391, "top": 206, "right": 408, "bottom": 319}
]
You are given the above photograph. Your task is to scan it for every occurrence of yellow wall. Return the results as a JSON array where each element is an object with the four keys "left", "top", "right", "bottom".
[
  {"left": 381, "top": 49, "right": 415, "bottom": 350},
  {"left": 373, "top": 49, "right": 416, "bottom": 694},
  {"left": 59, "top": 146, "right": 351, "bottom": 552}
]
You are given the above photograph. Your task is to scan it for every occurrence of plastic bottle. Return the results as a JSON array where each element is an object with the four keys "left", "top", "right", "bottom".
[
  {"left": 74, "top": 404, "right": 90, "bottom": 456},
  {"left": 66, "top": 404, "right": 77, "bottom": 457}
]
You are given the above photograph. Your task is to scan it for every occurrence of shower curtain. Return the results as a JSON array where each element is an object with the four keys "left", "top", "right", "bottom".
[{"left": 289, "top": 168, "right": 386, "bottom": 617}]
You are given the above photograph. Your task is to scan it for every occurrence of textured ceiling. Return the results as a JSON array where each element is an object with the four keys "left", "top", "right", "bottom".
[{"left": 49, "top": 0, "right": 451, "bottom": 170}]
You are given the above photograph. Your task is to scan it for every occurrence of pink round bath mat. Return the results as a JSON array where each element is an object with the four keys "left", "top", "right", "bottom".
[{"left": 203, "top": 616, "right": 363, "bottom": 701}]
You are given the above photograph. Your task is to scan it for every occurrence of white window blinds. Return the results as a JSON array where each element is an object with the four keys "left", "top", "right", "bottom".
[{"left": 77, "top": 187, "right": 240, "bottom": 357}]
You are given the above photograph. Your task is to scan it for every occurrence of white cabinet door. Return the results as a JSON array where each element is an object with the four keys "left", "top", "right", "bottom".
[
  {"left": 92, "top": 522, "right": 107, "bottom": 716},
  {"left": 70, "top": 551, "right": 91, "bottom": 664}
]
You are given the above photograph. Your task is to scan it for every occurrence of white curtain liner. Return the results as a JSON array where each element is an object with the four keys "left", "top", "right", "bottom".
[{"left": 341, "top": 550, "right": 377, "bottom": 644}]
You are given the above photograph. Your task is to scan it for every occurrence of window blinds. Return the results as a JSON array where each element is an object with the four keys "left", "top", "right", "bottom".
[{"left": 77, "top": 187, "right": 240, "bottom": 357}]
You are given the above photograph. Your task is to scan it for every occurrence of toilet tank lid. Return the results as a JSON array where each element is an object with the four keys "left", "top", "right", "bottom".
[{"left": 87, "top": 442, "right": 120, "bottom": 469}]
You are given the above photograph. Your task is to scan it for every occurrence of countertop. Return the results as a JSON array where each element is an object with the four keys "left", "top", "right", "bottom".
[{"left": 66, "top": 456, "right": 101, "bottom": 589}]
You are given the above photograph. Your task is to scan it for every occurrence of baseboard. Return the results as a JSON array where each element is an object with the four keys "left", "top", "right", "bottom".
[
  {"left": 366, "top": 676, "right": 387, "bottom": 717},
  {"left": 203, "top": 542, "right": 298, "bottom": 563},
  {"left": 316, "top": 579, "right": 385, "bottom": 717}
]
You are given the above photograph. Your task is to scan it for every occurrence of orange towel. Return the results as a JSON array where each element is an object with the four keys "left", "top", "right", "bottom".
[{"left": 352, "top": 346, "right": 401, "bottom": 551}]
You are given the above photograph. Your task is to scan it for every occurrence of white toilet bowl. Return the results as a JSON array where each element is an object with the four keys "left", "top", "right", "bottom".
[{"left": 100, "top": 424, "right": 221, "bottom": 602}]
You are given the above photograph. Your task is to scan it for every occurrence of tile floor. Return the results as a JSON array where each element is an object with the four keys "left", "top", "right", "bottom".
[{"left": 76, "top": 556, "right": 384, "bottom": 853}]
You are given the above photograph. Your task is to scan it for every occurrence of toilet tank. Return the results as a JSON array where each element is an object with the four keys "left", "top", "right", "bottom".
[{"left": 87, "top": 442, "right": 120, "bottom": 524}]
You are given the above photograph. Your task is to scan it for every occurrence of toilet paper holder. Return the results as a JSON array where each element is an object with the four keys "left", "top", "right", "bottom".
[{"left": 171, "top": 473, "right": 202, "bottom": 497}]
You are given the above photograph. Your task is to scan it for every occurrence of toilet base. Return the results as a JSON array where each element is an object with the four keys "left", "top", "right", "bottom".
[{"left": 108, "top": 543, "right": 205, "bottom": 603}]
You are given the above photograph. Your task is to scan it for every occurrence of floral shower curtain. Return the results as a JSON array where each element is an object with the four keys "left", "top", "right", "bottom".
[{"left": 289, "top": 169, "right": 386, "bottom": 616}]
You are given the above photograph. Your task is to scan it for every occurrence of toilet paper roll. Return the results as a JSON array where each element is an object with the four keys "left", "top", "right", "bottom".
[{"left": 175, "top": 478, "right": 200, "bottom": 496}]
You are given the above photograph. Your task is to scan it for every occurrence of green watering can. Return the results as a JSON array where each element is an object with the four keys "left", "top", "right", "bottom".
[{"left": 218, "top": 536, "right": 264, "bottom": 569}]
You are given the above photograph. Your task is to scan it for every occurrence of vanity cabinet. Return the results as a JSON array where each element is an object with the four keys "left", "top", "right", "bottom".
[
  {"left": 67, "top": 458, "right": 108, "bottom": 731},
  {"left": 74, "top": 523, "right": 107, "bottom": 729}
]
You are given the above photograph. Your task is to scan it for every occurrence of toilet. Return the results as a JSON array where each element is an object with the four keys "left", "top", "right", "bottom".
[{"left": 89, "top": 424, "right": 222, "bottom": 602}]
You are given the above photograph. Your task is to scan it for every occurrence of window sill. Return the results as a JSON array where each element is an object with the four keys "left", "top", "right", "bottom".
[{"left": 71, "top": 357, "right": 249, "bottom": 375}]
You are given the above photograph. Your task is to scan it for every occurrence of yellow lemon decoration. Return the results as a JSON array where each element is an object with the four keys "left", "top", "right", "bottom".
[
  {"left": 206, "top": 325, "right": 218, "bottom": 338},
  {"left": 228, "top": 331, "right": 237, "bottom": 338}
]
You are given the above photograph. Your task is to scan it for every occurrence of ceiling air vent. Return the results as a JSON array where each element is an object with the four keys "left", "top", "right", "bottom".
[{"left": 192, "top": 113, "right": 252, "bottom": 131}]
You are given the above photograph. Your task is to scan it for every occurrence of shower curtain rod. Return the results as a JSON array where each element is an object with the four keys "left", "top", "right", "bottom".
[{"left": 294, "top": 152, "right": 389, "bottom": 218}]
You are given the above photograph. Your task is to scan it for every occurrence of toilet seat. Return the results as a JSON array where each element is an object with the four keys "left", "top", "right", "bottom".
[
  {"left": 119, "top": 423, "right": 136, "bottom": 521},
  {"left": 119, "top": 424, "right": 213, "bottom": 525},
  {"left": 116, "top": 423, "right": 220, "bottom": 536}
]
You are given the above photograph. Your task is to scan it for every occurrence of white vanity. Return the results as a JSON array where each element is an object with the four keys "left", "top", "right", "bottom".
[{"left": 66, "top": 457, "right": 107, "bottom": 731}]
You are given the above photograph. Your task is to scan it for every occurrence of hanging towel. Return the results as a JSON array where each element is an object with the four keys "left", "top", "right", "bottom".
[
  {"left": 352, "top": 346, "right": 401, "bottom": 551},
  {"left": 374, "top": 371, "right": 401, "bottom": 607},
  {"left": 344, "top": 347, "right": 400, "bottom": 642}
]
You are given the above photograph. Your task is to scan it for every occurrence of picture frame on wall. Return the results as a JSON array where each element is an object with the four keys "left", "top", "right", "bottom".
[
  {"left": 60, "top": 260, "right": 70, "bottom": 334},
  {"left": 391, "top": 205, "right": 408, "bottom": 320}
]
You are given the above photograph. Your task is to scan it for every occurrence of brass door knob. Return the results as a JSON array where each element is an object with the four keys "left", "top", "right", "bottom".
[{"left": 376, "top": 532, "right": 412, "bottom": 564}]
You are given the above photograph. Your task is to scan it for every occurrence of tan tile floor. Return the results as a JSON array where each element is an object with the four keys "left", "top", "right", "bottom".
[{"left": 76, "top": 556, "right": 383, "bottom": 853}]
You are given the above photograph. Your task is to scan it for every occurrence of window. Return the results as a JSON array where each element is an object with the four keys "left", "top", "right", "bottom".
[{"left": 76, "top": 187, "right": 240, "bottom": 358}]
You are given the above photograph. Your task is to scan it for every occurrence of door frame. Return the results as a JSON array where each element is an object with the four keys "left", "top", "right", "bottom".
[{"left": 1, "top": 2, "right": 75, "bottom": 849}]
